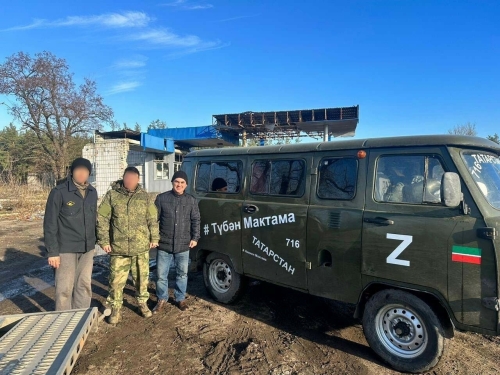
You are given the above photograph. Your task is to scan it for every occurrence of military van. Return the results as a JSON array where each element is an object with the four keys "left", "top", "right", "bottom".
[{"left": 182, "top": 135, "right": 500, "bottom": 373}]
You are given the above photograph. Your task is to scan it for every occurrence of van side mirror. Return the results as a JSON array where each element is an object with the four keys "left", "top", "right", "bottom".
[{"left": 441, "top": 172, "right": 462, "bottom": 207}]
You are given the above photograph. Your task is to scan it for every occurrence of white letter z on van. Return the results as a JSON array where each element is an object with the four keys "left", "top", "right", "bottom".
[{"left": 386, "top": 233, "right": 412, "bottom": 267}]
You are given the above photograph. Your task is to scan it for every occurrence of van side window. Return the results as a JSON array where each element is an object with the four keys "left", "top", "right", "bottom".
[
  {"left": 250, "top": 161, "right": 270, "bottom": 194},
  {"left": 317, "top": 158, "right": 357, "bottom": 200},
  {"left": 196, "top": 162, "right": 211, "bottom": 191},
  {"left": 250, "top": 159, "right": 305, "bottom": 196},
  {"left": 375, "top": 155, "right": 445, "bottom": 204},
  {"left": 195, "top": 161, "right": 242, "bottom": 193}
]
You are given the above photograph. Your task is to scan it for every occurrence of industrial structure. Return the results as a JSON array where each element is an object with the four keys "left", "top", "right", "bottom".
[
  {"left": 83, "top": 106, "right": 359, "bottom": 196},
  {"left": 212, "top": 105, "right": 359, "bottom": 145}
]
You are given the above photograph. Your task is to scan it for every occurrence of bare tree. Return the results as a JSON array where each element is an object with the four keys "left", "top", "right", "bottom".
[
  {"left": 448, "top": 122, "right": 477, "bottom": 136},
  {"left": 0, "top": 51, "right": 113, "bottom": 179},
  {"left": 487, "top": 133, "right": 500, "bottom": 144},
  {"left": 148, "top": 119, "right": 167, "bottom": 130},
  {"left": 110, "top": 120, "right": 119, "bottom": 131}
]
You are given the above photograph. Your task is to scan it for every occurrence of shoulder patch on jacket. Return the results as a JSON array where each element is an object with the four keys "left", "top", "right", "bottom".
[{"left": 98, "top": 204, "right": 112, "bottom": 217}]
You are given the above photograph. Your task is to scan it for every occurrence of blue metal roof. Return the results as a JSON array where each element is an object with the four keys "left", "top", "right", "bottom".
[
  {"left": 140, "top": 133, "right": 175, "bottom": 153},
  {"left": 148, "top": 125, "right": 239, "bottom": 147}
]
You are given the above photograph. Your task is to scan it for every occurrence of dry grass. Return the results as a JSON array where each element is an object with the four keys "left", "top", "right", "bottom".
[{"left": 0, "top": 182, "right": 49, "bottom": 220}]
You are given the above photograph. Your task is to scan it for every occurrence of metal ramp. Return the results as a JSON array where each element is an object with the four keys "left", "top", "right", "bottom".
[{"left": 0, "top": 308, "right": 98, "bottom": 375}]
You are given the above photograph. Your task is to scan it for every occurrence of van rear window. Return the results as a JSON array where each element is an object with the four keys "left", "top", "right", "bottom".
[
  {"left": 317, "top": 158, "right": 357, "bottom": 200},
  {"left": 250, "top": 159, "right": 305, "bottom": 196},
  {"left": 195, "top": 161, "right": 242, "bottom": 193}
]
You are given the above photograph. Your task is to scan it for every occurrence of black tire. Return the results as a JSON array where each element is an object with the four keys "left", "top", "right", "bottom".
[
  {"left": 203, "top": 252, "right": 244, "bottom": 304},
  {"left": 362, "top": 289, "right": 445, "bottom": 373}
]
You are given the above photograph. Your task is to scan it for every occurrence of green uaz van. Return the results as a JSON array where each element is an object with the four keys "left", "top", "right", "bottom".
[{"left": 182, "top": 135, "right": 500, "bottom": 373}]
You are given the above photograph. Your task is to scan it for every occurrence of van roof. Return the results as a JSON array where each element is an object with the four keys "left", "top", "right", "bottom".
[{"left": 185, "top": 135, "right": 500, "bottom": 157}]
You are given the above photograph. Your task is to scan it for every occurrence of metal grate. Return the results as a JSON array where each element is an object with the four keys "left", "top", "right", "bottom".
[{"left": 0, "top": 308, "right": 98, "bottom": 375}]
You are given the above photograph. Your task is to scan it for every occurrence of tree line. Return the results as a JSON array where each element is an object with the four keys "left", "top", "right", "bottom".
[
  {"left": 0, "top": 117, "right": 168, "bottom": 184},
  {"left": 0, "top": 124, "right": 90, "bottom": 183}
]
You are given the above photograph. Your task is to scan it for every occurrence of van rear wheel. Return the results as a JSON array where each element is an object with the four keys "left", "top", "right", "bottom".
[
  {"left": 203, "top": 252, "right": 244, "bottom": 304},
  {"left": 362, "top": 289, "right": 445, "bottom": 373}
]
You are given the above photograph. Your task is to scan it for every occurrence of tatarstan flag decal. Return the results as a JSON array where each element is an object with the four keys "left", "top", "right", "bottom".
[{"left": 452, "top": 246, "right": 482, "bottom": 265}]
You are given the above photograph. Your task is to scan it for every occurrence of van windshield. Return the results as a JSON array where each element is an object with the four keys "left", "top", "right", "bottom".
[{"left": 462, "top": 151, "right": 500, "bottom": 209}]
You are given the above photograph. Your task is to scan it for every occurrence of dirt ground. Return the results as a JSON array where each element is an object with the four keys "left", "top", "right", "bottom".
[{"left": 0, "top": 219, "right": 499, "bottom": 375}]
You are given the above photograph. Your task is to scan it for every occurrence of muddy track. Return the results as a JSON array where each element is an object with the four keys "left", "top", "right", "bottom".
[
  {"left": 69, "top": 271, "right": 499, "bottom": 375},
  {"left": 0, "top": 219, "right": 499, "bottom": 375}
]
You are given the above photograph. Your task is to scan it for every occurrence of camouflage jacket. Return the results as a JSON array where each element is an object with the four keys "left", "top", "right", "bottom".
[{"left": 97, "top": 181, "right": 160, "bottom": 256}]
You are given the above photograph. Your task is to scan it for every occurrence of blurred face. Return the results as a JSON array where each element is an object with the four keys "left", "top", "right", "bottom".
[
  {"left": 173, "top": 178, "right": 187, "bottom": 195},
  {"left": 123, "top": 171, "right": 140, "bottom": 191},
  {"left": 73, "top": 167, "right": 90, "bottom": 184},
  {"left": 216, "top": 186, "right": 228, "bottom": 192}
]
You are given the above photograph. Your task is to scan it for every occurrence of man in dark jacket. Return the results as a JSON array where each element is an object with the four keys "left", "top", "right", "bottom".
[
  {"left": 153, "top": 170, "right": 200, "bottom": 312},
  {"left": 44, "top": 157, "right": 98, "bottom": 311}
]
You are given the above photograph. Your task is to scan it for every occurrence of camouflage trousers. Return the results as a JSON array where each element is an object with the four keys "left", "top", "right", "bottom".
[{"left": 106, "top": 252, "right": 150, "bottom": 308}]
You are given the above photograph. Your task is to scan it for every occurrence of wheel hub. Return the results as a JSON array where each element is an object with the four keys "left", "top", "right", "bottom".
[
  {"left": 208, "top": 259, "right": 233, "bottom": 294},
  {"left": 393, "top": 320, "right": 412, "bottom": 337},
  {"left": 375, "top": 305, "right": 428, "bottom": 358},
  {"left": 217, "top": 270, "right": 227, "bottom": 282}
]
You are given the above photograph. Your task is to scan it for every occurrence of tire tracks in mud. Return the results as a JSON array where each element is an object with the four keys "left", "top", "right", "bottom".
[
  {"left": 203, "top": 324, "right": 254, "bottom": 374},
  {"left": 185, "top": 285, "right": 374, "bottom": 375},
  {"left": 165, "top": 301, "right": 257, "bottom": 375}
]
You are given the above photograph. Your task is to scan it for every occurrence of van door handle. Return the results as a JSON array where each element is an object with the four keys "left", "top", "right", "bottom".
[
  {"left": 364, "top": 217, "right": 394, "bottom": 225},
  {"left": 243, "top": 205, "right": 259, "bottom": 214}
]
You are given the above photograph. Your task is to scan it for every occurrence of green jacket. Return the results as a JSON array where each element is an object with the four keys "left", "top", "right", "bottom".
[{"left": 97, "top": 181, "right": 160, "bottom": 256}]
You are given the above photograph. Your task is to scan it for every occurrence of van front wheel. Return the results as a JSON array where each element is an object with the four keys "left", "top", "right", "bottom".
[
  {"left": 362, "top": 289, "right": 445, "bottom": 373},
  {"left": 203, "top": 252, "right": 244, "bottom": 304}
]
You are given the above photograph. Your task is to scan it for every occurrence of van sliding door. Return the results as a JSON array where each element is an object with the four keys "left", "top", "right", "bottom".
[
  {"left": 305, "top": 150, "right": 366, "bottom": 303},
  {"left": 241, "top": 155, "right": 311, "bottom": 290}
]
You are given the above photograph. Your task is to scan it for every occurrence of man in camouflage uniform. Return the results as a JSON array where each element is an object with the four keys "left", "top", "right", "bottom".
[{"left": 97, "top": 167, "right": 159, "bottom": 324}]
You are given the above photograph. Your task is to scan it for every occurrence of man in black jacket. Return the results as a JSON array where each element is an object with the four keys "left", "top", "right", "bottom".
[
  {"left": 43, "top": 158, "right": 98, "bottom": 311},
  {"left": 152, "top": 170, "right": 200, "bottom": 312}
]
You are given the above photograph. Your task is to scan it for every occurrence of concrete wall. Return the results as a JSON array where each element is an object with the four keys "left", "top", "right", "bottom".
[
  {"left": 127, "top": 146, "right": 147, "bottom": 186},
  {"left": 83, "top": 139, "right": 139, "bottom": 197},
  {"left": 83, "top": 139, "right": 172, "bottom": 197}
]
